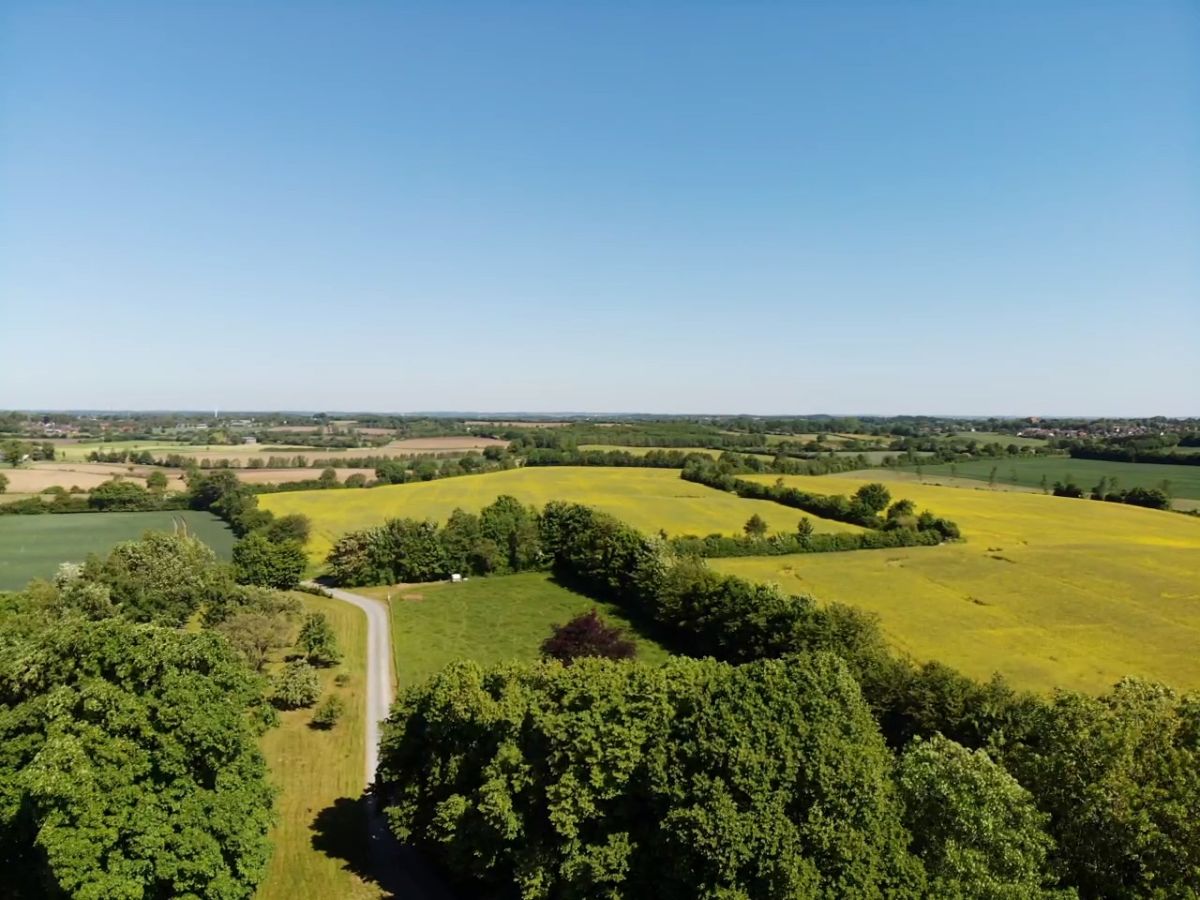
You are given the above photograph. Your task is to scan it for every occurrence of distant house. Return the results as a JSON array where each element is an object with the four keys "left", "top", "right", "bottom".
[{"left": 243, "top": 436, "right": 258, "bottom": 445}]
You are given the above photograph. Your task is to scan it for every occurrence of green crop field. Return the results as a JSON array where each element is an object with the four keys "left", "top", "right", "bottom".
[
  {"left": 262, "top": 467, "right": 866, "bottom": 563},
  {"left": 356, "top": 572, "right": 670, "bottom": 691},
  {"left": 950, "top": 431, "right": 1048, "bottom": 447},
  {"left": 908, "top": 456, "right": 1200, "bottom": 500},
  {"left": 0, "top": 510, "right": 235, "bottom": 590},
  {"left": 258, "top": 593, "right": 381, "bottom": 900},
  {"left": 714, "top": 473, "right": 1200, "bottom": 694}
]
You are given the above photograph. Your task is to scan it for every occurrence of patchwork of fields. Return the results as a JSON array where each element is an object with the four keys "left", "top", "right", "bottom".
[
  {"left": 716, "top": 474, "right": 1200, "bottom": 693},
  {"left": 0, "top": 510, "right": 234, "bottom": 589},
  {"left": 262, "top": 467, "right": 866, "bottom": 563},
  {"left": 53, "top": 436, "right": 507, "bottom": 464},
  {"left": 909, "top": 456, "right": 1200, "bottom": 500}
]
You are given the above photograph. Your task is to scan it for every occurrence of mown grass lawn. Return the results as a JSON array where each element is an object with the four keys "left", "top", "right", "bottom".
[
  {"left": 356, "top": 572, "right": 671, "bottom": 691},
  {"left": 257, "top": 594, "right": 381, "bottom": 900}
]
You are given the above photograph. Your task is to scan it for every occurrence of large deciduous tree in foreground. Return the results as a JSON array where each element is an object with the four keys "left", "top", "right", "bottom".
[{"left": 0, "top": 619, "right": 275, "bottom": 899}]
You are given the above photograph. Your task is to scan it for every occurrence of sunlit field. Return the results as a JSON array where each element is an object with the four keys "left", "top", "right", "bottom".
[
  {"left": 262, "top": 467, "right": 866, "bottom": 563},
  {"left": 356, "top": 572, "right": 670, "bottom": 691},
  {"left": 713, "top": 474, "right": 1200, "bottom": 693}
]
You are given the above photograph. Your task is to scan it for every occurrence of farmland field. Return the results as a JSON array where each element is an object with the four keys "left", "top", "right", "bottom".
[
  {"left": 908, "top": 456, "right": 1200, "bottom": 500},
  {"left": 0, "top": 510, "right": 234, "bottom": 589},
  {"left": 261, "top": 467, "right": 867, "bottom": 563},
  {"left": 54, "top": 436, "right": 507, "bottom": 465},
  {"left": 257, "top": 594, "right": 380, "bottom": 900},
  {"left": 950, "top": 431, "right": 1048, "bottom": 447},
  {"left": 714, "top": 474, "right": 1200, "bottom": 694},
  {"left": 356, "top": 572, "right": 669, "bottom": 691}
]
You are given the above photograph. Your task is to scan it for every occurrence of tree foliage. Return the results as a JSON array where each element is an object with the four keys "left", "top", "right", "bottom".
[
  {"left": 231, "top": 532, "right": 307, "bottom": 589},
  {"left": 0, "top": 618, "right": 275, "bottom": 899},
  {"left": 298, "top": 611, "right": 341, "bottom": 666},
  {"left": 897, "top": 736, "right": 1063, "bottom": 899},
  {"left": 271, "top": 660, "right": 321, "bottom": 709},
  {"left": 379, "top": 654, "right": 924, "bottom": 899}
]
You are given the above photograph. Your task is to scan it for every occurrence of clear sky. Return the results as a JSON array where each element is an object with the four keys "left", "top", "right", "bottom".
[{"left": 2, "top": 2, "right": 1197, "bottom": 415}]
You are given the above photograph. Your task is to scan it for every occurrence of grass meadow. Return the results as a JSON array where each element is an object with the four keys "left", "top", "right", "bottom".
[
  {"left": 717, "top": 473, "right": 1200, "bottom": 694},
  {"left": 0, "top": 510, "right": 234, "bottom": 590},
  {"left": 356, "top": 572, "right": 670, "bottom": 691},
  {"left": 262, "top": 467, "right": 866, "bottom": 563},
  {"left": 909, "top": 456, "right": 1200, "bottom": 500},
  {"left": 257, "top": 594, "right": 381, "bottom": 900}
]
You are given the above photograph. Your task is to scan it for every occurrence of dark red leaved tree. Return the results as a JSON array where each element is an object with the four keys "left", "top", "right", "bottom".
[{"left": 541, "top": 609, "right": 637, "bottom": 665}]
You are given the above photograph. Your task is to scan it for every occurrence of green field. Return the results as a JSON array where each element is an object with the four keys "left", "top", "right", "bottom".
[
  {"left": 950, "top": 431, "right": 1048, "bottom": 447},
  {"left": 258, "top": 593, "right": 380, "bottom": 900},
  {"left": 716, "top": 473, "right": 1200, "bottom": 694},
  {"left": 357, "top": 571, "right": 670, "bottom": 690},
  {"left": 910, "top": 456, "right": 1200, "bottom": 500},
  {"left": 262, "top": 467, "right": 866, "bottom": 563},
  {"left": 0, "top": 510, "right": 235, "bottom": 590}
]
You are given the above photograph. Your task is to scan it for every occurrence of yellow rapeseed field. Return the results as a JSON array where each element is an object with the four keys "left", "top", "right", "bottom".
[
  {"left": 262, "top": 467, "right": 864, "bottom": 562},
  {"left": 715, "top": 474, "right": 1200, "bottom": 693}
]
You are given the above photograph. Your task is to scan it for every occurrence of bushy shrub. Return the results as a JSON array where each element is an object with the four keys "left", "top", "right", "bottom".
[
  {"left": 311, "top": 694, "right": 345, "bottom": 729},
  {"left": 271, "top": 660, "right": 321, "bottom": 709}
]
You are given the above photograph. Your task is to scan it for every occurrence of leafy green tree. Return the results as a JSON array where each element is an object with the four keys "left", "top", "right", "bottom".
[
  {"left": 264, "top": 513, "right": 312, "bottom": 544},
  {"left": 379, "top": 654, "right": 924, "bottom": 899},
  {"left": 325, "top": 530, "right": 384, "bottom": 586},
  {"left": 1001, "top": 678, "right": 1200, "bottom": 899},
  {"left": 145, "top": 469, "right": 169, "bottom": 494},
  {"left": 87, "top": 477, "right": 153, "bottom": 510},
  {"left": 0, "top": 619, "right": 274, "bottom": 899},
  {"left": 311, "top": 694, "right": 345, "bottom": 729},
  {"left": 854, "top": 482, "right": 892, "bottom": 514},
  {"left": 0, "top": 471, "right": 7, "bottom": 494},
  {"left": 216, "top": 610, "right": 293, "bottom": 671},
  {"left": 318, "top": 466, "right": 338, "bottom": 486},
  {"left": 83, "top": 530, "right": 229, "bottom": 625},
  {"left": 440, "top": 507, "right": 486, "bottom": 574},
  {"left": 271, "top": 660, "right": 321, "bottom": 709},
  {"left": 375, "top": 518, "right": 448, "bottom": 582},
  {"left": 796, "top": 517, "right": 815, "bottom": 542},
  {"left": 897, "top": 736, "right": 1062, "bottom": 898},
  {"left": 344, "top": 473, "right": 367, "bottom": 488},
  {"left": 480, "top": 494, "right": 542, "bottom": 572},
  {"left": 2, "top": 439, "right": 30, "bottom": 467},
  {"left": 298, "top": 611, "right": 341, "bottom": 666},
  {"left": 743, "top": 513, "right": 768, "bottom": 538},
  {"left": 232, "top": 532, "right": 307, "bottom": 589}
]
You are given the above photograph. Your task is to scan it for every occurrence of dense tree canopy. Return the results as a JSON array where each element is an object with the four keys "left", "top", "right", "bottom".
[
  {"left": 0, "top": 618, "right": 275, "bottom": 899},
  {"left": 379, "top": 654, "right": 924, "bottom": 899}
]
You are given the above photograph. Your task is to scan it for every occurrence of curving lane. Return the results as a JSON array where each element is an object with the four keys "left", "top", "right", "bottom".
[{"left": 307, "top": 582, "right": 455, "bottom": 900}]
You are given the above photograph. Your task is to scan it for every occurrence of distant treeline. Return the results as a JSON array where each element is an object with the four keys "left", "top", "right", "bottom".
[{"left": 1067, "top": 444, "right": 1200, "bottom": 467}]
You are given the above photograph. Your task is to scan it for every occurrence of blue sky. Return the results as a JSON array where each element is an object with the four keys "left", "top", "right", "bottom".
[{"left": 2, "top": 2, "right": 1196, "bottom": 415}]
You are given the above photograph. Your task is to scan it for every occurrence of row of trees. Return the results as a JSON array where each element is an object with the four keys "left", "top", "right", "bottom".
[
  {"left": 326, "top": 495, "right": 543, "bottom": 585},
  {"left": 1052, "top": 479, "right": 1172, "bottom": 510},
  {"left": 683, "top": 462, "right": 962, "bottom": 539},
  {"left": 378, "top": 501, "right": 1200, "bottom": 898}
]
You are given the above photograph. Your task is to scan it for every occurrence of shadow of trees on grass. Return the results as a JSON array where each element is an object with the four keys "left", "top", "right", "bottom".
[{"left": 311, "top": 793, "right": 459, "bottom": 900}]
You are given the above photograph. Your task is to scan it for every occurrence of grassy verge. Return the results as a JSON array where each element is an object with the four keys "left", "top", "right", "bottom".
[
  {"left": 356, "top": 572, "right": 671, "bottom": 691},
  {"left": 257, "top": 594, "right": 381, "bottom": 900}
]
